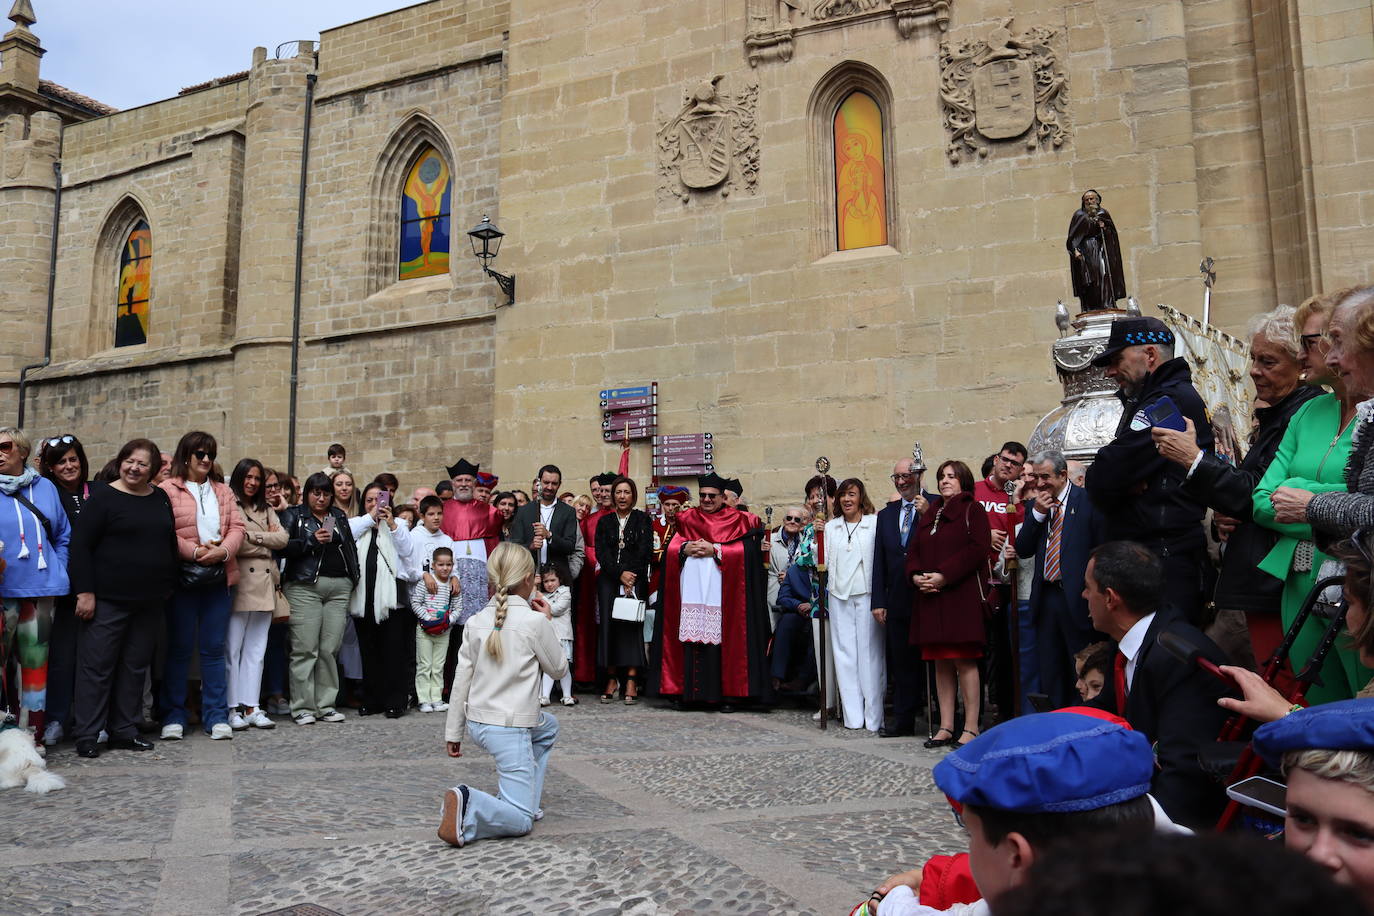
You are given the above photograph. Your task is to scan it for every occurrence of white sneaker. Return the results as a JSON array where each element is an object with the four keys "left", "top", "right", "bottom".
[
  {"left": 161, "top": 723, "right": 183, "bottom": 741},
  {"left": 533, "top": 808, "right": 545, "bottom": 821},
  {"left": 431, "top": 701, "right": 449, "bottom": 712},
  {"left": 294, "top": 713, "right": 316, "bottom": 725},
  {"left": 419, "top": 702, "right": 434, "bottom": 713},
  {"left": 561, "top": 696, "right": 578, "bottom": 707},
  {"left": 210, "top": 722, "right": 233, "bottom": 740},
  {"left": 228, "top": 712, "right": 249, "bottom": 731},
  {"left": 318, "top": 710, "right": 346, "bottom": 723},
  {"left": 246, "top": 710, "right": 276, "bottom": 729},
  {"left": 539, "top": 696, "right": 551, "bottom": 707},
  {"left": 42, "top": 720, "right": 63, "bottom": 746}
]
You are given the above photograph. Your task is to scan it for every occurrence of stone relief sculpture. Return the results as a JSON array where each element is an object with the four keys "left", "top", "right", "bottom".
[
  {"left": 657, "top": 76, "right": 760, "bottom": 202},
  {"left": 744, "top": 0, "right": 949, "bottom": 66},
  {"left": 939, "top": 18, "right": 1069, "bottom": 163}
]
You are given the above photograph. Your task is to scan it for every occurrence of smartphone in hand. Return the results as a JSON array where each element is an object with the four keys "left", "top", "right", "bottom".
[
  {"left": 321, "top": 516, "right": 337, "bottom": 536},
  {"left": 376, "top": 490, "right": 391, "bottom": 509}
]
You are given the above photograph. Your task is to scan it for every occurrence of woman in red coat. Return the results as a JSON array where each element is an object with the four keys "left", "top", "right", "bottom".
[{"left": 905, "top": 460, "right": 991, "bottom": 750}]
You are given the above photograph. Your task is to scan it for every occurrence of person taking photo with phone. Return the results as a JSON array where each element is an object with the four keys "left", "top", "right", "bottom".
[{"left": 1084, "top": 316, "right": 1214, "bottom": 624}]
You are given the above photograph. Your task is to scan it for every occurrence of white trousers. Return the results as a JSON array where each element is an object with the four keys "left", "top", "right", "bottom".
[
  {"left": 811, "top": 616, "right": 836, "bottom": 709},
  {"left": 226, "top": 610, "right": 271, "bottom": 709},
  {"left": 829, "top": 593, "right": 886, "bottom": 731}
]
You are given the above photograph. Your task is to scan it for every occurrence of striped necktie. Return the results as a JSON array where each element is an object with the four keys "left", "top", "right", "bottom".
[
  {"left": 900, "top": 502, "right": 914, "bottom": 547},
  {"left": 1043, "top": 502, "right": 1063, "bottom": 582}
]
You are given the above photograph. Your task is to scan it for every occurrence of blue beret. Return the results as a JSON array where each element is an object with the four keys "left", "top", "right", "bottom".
[
  {"left": 933, "top": 712, "right": 1154, "bottom": 813},
  {"left": 1252, "top": 698, "right": 1374, "bottom": 767}
]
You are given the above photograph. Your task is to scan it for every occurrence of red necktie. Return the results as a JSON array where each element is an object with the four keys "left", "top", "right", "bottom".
[{"left": 1114, "top": 651, "right": 1129, "bottom": 716}]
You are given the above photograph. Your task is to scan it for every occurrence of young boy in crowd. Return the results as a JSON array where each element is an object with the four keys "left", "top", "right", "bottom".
[
  {"left": 412, "top": 495, "right": 454, "bottom": 575},
  {"left": 538, "top": 564, "right": 575, "bottom": 707},
  {"left": 322, "top": 443, "right": 350, "bottom": 479},
  {"left": 867, "top": 711, "right": 1177, "bottom": 915},
  {"left": 1073, "top": 642, "right": 1113, "bottom": 703},
  {"left": 412, "top": 547, "right": 461, "bottom": 713}
]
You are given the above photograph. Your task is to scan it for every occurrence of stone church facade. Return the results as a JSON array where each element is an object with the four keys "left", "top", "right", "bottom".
[{"left": 1, "top": 0, "right": 1371, "bottom": 507}]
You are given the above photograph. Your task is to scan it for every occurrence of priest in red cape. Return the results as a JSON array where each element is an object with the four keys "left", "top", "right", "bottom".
[
  {"left": 439, "top": 458, "right": 503, "bottom": 626},
  {"left": 573, "top": 472, "right": 618, "bottom": 684},
  {"left": 650, "top": 473, "right": 773, "bottom": 710}
]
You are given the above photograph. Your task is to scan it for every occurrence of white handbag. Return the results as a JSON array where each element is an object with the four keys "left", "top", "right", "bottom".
[{"left": 612, "top": 595, "right": 646, "bottom": 623}]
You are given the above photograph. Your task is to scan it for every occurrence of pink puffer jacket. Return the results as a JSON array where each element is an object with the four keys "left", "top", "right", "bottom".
[{"left": 159, "top": 477, "right": 246, "bottom": 587}]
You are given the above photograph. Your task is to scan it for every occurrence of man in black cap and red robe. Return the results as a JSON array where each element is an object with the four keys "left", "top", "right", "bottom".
[
  {"left": 439, "top": 458, "right": 503, "bottom": 627},
  {"left": 1084, "top": 316, "right": 1214, "bottom": 622},
  {"left": 651, "top": 473, "right": 773, "bottom": 711}
]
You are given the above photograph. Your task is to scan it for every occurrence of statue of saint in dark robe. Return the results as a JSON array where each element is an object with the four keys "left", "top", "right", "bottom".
[{"left": 1066, "top": 189, "right": 1127, "bottom": 311}]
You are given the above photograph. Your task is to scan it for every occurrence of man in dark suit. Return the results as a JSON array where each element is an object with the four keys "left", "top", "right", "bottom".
[
  {"left": 871, "top": 456, "right": 929, "bottom": 737},
  {"left": 509, "top": 464, "right": 579, "bottom": 583},
  {"left": 1085, "top": 540, "right": 1230, "bottom": 830},
  {"left": 1015, "top": 448, "right": 1106, "bottom": 708}
]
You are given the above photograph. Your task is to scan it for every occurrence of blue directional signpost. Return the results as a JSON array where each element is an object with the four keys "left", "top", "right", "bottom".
[{"left": 601, "top": 383, "right": 657, "bottom": 442}]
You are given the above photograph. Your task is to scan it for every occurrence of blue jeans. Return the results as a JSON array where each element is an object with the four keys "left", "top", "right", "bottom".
[
  {"left": 160, "top": 584, "right": 232, "bottom": 731},
  {"left": 460, "top": 712, "right": 558, "bottom": 843}
]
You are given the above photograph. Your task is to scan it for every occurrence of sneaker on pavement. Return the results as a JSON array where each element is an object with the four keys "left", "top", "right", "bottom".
[
  {"left": 419, "top": 702, "right": 434, "bottom": 713},
  {"left": 246, "top": 710, "right": 276, "bottom": 729},
  {"left": 228, "top": 712, "right": 249, "bottom": 731},
  {"left": 561, "top": 696, "right": 578, "bottom": 707},
  {"left": 539, "top": 696, "right": 551, "bottom": 707},
  {"left": 42, "top": 720, "right": 63, "bottom": 746},
  {"left": 294, "top": 713, "right": 316, "bottom": 726},
  {"left": 210, "top": 722, "right": 233, "bottom": 740},
  {"left": 268, "top": 698, "right": 290, "bottom": 716},
  {"left": 432, "top": 701, "right": 449, "bottom": 712},
  {"left": 533, "top": 808, "right": 545, "bottom": 821},
  {"left": 318, "top": 710, "right": 346, "bottom": 723},
  {"left": 161, "top": 723, "right": 183, "bottom": 741},
  {"left": 438, "top": 785, "right": 468, "bottom": 847}
]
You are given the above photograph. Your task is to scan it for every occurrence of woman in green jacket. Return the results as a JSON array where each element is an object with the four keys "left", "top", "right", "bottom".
[{"left": 1253, "top": 291, "right": 1373, "bottom": 704}]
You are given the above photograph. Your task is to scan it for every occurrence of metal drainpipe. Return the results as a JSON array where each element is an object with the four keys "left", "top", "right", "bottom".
[
  {"left": 286, "top": 70, "right": 317, "bottom": 478},
  {"left": 17, "top": 151, "right": 64, "bottom": 429}
]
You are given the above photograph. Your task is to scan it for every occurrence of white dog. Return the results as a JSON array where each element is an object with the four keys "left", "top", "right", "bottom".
[{"left": 0, "top": 715, "right": 65, "bottom": 794}]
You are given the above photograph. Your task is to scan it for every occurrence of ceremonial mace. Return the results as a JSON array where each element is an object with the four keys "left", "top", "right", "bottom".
[
  {"left": 763, "top": 506, "right": 773, "bottom": 569},
  {"left": 814, "top": 456, "right": 832, "bottom": 731},
  {"left": 912, "top": 441, "right": 938, "bottom": 741},
  {"left": 1003, "top": 475, "right": 1022, "bottom": 719}
]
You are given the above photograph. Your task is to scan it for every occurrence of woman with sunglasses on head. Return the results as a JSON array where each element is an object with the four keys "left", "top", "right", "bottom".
[
  {"left": 158, "top": 431, "right": 245, "bottom": 741},
  {"left": 0, "top": 426, "right": 72, "bottom": 741},
  {"left": 1253, "top": 287, "right": 1374, "bottom": 704},
  {"left": 35, "top": 434, "right": 92, "bottom": 746},
  {"left": 225, "top": 459, "right": 289, "bottom": 730},
  {"left": 68, "top": 439, "right": 178, "bottom": 758}
]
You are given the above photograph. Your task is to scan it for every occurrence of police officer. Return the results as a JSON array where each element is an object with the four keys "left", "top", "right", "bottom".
[{"left": 1084, "top": 316, "right": 1214, "bottom": 623}]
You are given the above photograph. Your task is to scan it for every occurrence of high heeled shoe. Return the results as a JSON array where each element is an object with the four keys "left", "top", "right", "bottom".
[{"left": 923, "top": 727, "right": 955, "bottom": 749}]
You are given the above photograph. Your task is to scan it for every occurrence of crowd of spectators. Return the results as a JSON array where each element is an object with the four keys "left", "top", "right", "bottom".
[{"left": 4, "top": 287, "right": 1374, "bottom": 905}]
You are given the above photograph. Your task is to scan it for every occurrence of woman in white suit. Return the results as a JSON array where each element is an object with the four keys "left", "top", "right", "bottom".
[{"left": 824, "top": 477, "right": 884, "bottom": 732}]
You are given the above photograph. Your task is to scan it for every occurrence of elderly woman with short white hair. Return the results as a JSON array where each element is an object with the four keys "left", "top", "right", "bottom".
[
  {"left": 1152, "top": 304, "right": 1322, "bottom": 669},
  {"left": 0, "top": 426, "right": 72, "bottom": 739}
]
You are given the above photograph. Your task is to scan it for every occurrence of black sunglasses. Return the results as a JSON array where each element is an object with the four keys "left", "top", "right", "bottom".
[
  {"left": 45, "top": 435, "right": 75, "bottom": 449},
  {"left": 192, "top": 449, "right": 216, "bottom": 461},
  {"left": 784, "top": 515, "right": 804, "bottom": 523}
]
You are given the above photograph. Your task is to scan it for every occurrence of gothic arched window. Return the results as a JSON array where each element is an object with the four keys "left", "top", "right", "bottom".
[
  {"left": 115, "top": 219, "right": 151, "bottom": 347},
  {"left": 833, "top": 91, "right": 887, "bottom": 251},
  {"left": 399, "top": 146, "right": 452, "bottom": 280}
]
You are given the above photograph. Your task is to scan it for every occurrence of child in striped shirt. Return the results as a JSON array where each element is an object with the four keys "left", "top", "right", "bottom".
[{"left": 412, "top": 547, "right": 461, "bottom": 712}]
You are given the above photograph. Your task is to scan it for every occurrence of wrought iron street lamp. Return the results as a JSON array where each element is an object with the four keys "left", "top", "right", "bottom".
[{"left": 466, "top": 214, "right": 515, "bottom": 305}]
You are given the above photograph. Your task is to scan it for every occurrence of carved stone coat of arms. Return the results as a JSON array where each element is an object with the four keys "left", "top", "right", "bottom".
[
  {"left": 657, "top": 76, "right": 759, "bottom": 202},
  {"left": 939, "top": 19, "right": 1069, "bottom": 163}
]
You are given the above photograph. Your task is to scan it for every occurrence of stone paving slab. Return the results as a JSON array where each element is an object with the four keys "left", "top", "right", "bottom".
[
  {"left": 2, "top": 769, "right": 184, "bottom": 848},
  {"left": 598, "top": 746, "right": 938, "bottom": 811},
  {"left": 1, "top": 857, "right": 164, "bottom": 915}
]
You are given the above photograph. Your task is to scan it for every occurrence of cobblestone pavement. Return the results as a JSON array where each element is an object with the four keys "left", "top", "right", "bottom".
[{"left": 4, "top": 700, "right": 966, "bottom": 915}]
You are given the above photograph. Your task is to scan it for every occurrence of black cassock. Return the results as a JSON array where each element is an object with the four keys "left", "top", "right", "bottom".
[{"left": 1066, "top": 206, "right": 1126, "bottom": 311}]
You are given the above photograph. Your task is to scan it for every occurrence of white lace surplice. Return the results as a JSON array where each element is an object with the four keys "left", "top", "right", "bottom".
[{"left": 678, "top": 554, "right": 722, "bottom": 645}]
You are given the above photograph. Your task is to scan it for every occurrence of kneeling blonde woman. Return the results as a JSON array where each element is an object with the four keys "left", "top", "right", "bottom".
[{"left": 439, "top": 542, "right": 568, "bottom": 847}]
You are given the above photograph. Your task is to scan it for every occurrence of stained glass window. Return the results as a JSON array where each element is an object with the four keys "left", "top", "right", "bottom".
[
  {"left": 115, "top": 220, "right": 151, "bottom": 347},
  {"left": 399, "top": 147, "right": 452, "bottom": 280},
  {"left": 833, "top": 92, "right": 887, "bottom": 251}
]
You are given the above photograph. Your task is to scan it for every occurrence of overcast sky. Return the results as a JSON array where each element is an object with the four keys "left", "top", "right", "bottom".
[{"left": 35, "top": 1, "right": 415, "bottom": 110}]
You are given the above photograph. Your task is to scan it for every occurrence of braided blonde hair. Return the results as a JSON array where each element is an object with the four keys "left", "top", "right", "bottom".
[{"left": 485, "top": 542, "right": 535, "bottom": 662}]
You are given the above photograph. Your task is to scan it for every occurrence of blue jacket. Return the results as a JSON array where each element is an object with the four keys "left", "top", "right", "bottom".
[
  {"left": 0, "top": 476, "right": 72, "bottom": 598},
  {"left": 776, "top": 563, "right": 817, "bottom": 617}
]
